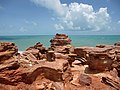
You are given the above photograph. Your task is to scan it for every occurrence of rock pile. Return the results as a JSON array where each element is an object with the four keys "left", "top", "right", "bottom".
[
  {"left": 74, "top": 44, "right": 120, "bottom": 72},
  {"left": 0, "top": 35, "right": 120, "bottom": 90},
  {"left": 0, "top": 42, "right": 20, "bottom": 71},
  {"left": 114, "top": 42, "right": 120, "bottom": 46},
  {"left": 22, "top": 42, "right": 47, "bottom": 60},
  {"left": 0, "top": 40, "right": 72, "bottom": 90},
  {"left": 0, "top": 42, "right": 18, "bottom": 62},
  {"left": 50, "top": 33, "right": 73, "bottom": 54}
]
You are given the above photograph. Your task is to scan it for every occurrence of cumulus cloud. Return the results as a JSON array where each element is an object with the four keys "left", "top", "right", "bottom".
[
  {"left": 56, "top": 3, "right": 111, "bottom": 31},
  {"left": 31, "top": 0, "right": 111, "bottom": 31}
]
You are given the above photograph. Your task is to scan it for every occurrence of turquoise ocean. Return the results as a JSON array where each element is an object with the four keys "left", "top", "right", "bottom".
[{"left": 0, "top": 35, "right": 120, "bottom": 51}]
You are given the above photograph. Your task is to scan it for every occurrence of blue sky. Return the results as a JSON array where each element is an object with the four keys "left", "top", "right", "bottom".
[{"left": 0, "top": 0, "right": 120, "bottom": 35}]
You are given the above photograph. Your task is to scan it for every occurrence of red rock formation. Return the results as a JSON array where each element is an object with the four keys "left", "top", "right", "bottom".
[
  {"left": 26, "top": 42, "right": 47, "bottom": 54},
  {"left": 0, "top": 36, "right": 120, "bottom": 90},
  {"left": 75, "top": 46, "right": 116, "bottom": 71},
  {"left": 0, "top": 41, "right": 72, "bottom": 90},
  {"left": 50, "top": 33, "right": 74, "bottom": 54},
  {"left": 0, "top": 42, "right": 18, "bottom": 63},
  {"left": 78, "top": 74, "right": 92, "bottom": 86},
  {"left": 22, "top": 42, "right": 47, "bottom": 60},
  {"left": 88, "top": 53, "right": 113, "bottom": 71},
  {"left": 114, "top": 42, "right": 120, "bottom": 46},
  {"left": 0, "top": 58, "right": 72, "bottom": 89},
  {"left": 0, "top": 42, "right": 20, "bottom": 71},
  {"left": 50, "top": 33, "right": 71, "bottom": 46}
]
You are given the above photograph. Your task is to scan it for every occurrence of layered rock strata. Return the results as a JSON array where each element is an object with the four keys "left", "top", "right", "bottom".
[
  {"left": 50, "top": 33, "right": 74, "bottom": 54},
  {"left": 0, "top": 35, "right": 120, "bottom": 90}
]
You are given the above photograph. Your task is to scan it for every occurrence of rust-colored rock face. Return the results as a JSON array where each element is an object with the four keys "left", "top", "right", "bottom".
[
  {"left": 50, "top": 33, "right": 71, "bottom": 46},
  {"left": 75, "top": 46, "right": 116, "bottom": 71},
  {"left": 0, "top": 36, "right": 120, "bottom": 90},
  {"left": 50, "top": 33, "right": 74, "bottom": 54},
  {"left": 22, "top": 42, "right": 47, "bottom": 60},
  {"left": 26, "top": 42, "right": 47, "bottom": 54},
  {"left": 88, "top": 53, "right": 113, "bottom": 71},
  {"left": 0, "top": 42, "right": 18, "bottom": 62},
  {"left": 114, "top": 42, "right": 120, "bottom": 46},
  {"left": 78, "top": 74, "right": 92, "bottom": 86}
]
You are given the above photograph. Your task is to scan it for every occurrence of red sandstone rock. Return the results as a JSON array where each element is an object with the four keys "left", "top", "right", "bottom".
[
  {"left": 96, "top": 44, "right": 114, "bottom": 48},
  {"left": 50, "top": 34, "right": 73, "bottom": 54},
  {"left": 102, "top": 77, "right": 120, "bottom": 90},
  {"left": 75, "top": 46, "right": 116, "bottom": 71},
  {"left": 26, "top": 42, "right": 47, "bottom": 54},
  {"left": 78, "top": 74, "right": 92, "bottom": 86},
  {"left": 0, "top": 59, "right": 72, "bottom": 89},
  {"left": 0, "top": 42, "right": 18, "bottom": 63},
  {"left": 22, "top": 42, "right": 47, "bottom": 60},
  {"left": 55, "top": 53, "right": 69, "bottom": 59},
  {"left": 1, "top": 36, "right": 120, "bottom": 90},
  {"left": 46, "top": 50, "right": 55, "bottom": 61},
  {"left": 50, "top": 33, "right": 71, "bottom": 47},
  {"left": 88, "top": 53, "right": 113, "bottom": 71},
  {"left": 0, "top": 59, "right": 20, "bottom": 71},
  {"left": 22, "top": 49, "right": 41, "bottom": 60},
  {"left": 114, "top": 42, "right": 120, "bottom": 46}
]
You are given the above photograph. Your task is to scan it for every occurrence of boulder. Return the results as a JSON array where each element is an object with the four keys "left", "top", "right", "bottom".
[
  {"left": 0, "top": 42, "right": 18, "bottom": 63},
  {"left": 50, "top": 34, "right": 73, "bottom": 54},
  {"left": 46, "top": 51, "right": 55, "bottom": 61},
  {"left": 0, "top": 59, "right": 20, "bottom": 71},
  {"left": 55, "top": 53, "right": 69, "bottom": 60},
  {"left": 26, "top": 42, "right": 47, "bottom": 54},
  {"left": 0, "top": 42, "right": 18, "bottom": 52},
  {"left": 50, "top": 33, "right": 71, "bottom": 47},
  {"left": 88, "top": 53, "right": 113, "bottom": 71},
  {"left": 114, "top": 42, "right": 120, "bottom": 46},
  {"left": 96, "top": 44, "right": 114, "bottom": 48},
  {"left": 102, "top": 77, "right": 120, "bottom": 90},
  {"left": 68, "top": 54, "right": 77, "bottom": 67},
  {"left": 78, "top": 74, "right": 92, "bottom": 86},
  {"left": 74, "top": 47, "right": 93, "bottom": 59},
  {"left": 75, "top": 46, "right": 116, "bottom": 71},
  {"left": 22, "top": 42, "right": 47, "bottom": 60},
  {"left": 22, "top": 49, "right": 41, "bottom": 60}
]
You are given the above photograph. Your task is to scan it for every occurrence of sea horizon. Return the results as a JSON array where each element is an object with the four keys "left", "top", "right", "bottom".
[{"left": 0, "top": 35, "right": 120, "bottom": 51}]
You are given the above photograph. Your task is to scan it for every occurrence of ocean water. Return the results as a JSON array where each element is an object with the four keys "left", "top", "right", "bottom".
[{"left": 0, "top": 35, "right": 120, "bottom": 51}]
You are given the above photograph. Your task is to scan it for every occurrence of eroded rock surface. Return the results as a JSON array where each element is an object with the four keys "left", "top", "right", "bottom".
[
  {"left": 22, "top": 42, "right": 47, "bottom": 60},
  {"left": 0, "top": 35, "right": 120, "bottom": 90},
  {"left": 50, "top": 33, "right": 74, "bottom": 54}
]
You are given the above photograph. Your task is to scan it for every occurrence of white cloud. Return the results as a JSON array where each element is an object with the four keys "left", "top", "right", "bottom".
[
  {"left": 31, "top": 0, "right": 65, "bottom": 16},
  {"left": 55, "top": 3, "right": 110, "bottom": 31},
  {"left": 19, "top": 27, "right": 27, "bottom": 32},
  {"left": 31, "top": 0, "right": 111, "bottom": 31},
  {"left": 117, "top": 20, "right": 120, "bottom": 24},
  {"left": 31, "top": 21, "right": 37, "bottom": 26},
  {"left": 55, "top": 24, "right": 64, "bottom": 30},
  {"left": 24, "top": 19, "right": 37, "bottom": 26}
]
